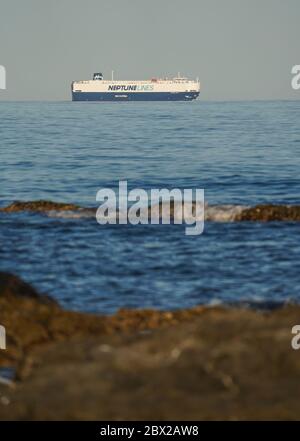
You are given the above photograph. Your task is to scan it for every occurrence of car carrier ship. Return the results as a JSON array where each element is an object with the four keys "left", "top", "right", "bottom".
[{"left": 72, "top": 72, "right": 200, "bottom": 101}]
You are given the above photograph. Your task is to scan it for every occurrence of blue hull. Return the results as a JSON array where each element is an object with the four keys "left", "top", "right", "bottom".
[{"left": 72, "top": 91, "right": 199, "bottom": 102}]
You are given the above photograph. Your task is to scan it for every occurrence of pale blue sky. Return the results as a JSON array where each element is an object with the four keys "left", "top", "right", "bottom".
[{"left": 0, "top": 0, "right": 299, "bottom": 100}]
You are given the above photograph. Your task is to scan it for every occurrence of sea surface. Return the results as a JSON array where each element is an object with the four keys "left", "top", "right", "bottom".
[{"left": 0, "top": 100, "right": 300, "bottom": 313}]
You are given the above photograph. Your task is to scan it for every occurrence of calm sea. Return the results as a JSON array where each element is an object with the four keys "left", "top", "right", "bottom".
[{"left": 0, "top": 100, "right": 300, "bottom": 313}]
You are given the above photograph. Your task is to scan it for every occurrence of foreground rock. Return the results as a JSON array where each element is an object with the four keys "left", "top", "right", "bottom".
[
  {"left": 1, "top": 273, "right": 300, "bottom": 420},
  {"left": 0, "top": 273, "right": 196, "bottom": 369}
]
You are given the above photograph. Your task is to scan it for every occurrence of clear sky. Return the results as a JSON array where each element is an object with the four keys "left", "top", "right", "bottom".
[{"left": 0, "top": 0, "right": 299, "bottom": 100}]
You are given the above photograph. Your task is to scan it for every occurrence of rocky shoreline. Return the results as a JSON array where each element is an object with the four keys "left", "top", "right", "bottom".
[
  {"left": 1, "top": 200, "right": 300, "bottom": 221},
  {"left": 1, "top": 272, "right": 300, "bottom": 420}
]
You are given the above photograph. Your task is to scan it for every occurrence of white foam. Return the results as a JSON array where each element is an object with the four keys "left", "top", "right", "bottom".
[
  {"left": 205, "top": 204, "right": 248, "bottom": 222},
  {"left": 45, "top": 204, "right": 249, "bottom": 223},
  {"left": 46, "top": 209, "right": 95, "bottom": 219}
]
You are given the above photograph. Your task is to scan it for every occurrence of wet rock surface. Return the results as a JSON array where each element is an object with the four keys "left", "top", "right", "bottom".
[
  {"left": 235, "top": 204, "right": 300, "bottom": 221},
  {"left": 0, "top": 200, "right": 84, "bottom": 213},
  {"left": 2, "top": 200, "right": 300, "bottom": 222},
  {"left": 1, "top": 273, "right": 300, "bottom": 420}
]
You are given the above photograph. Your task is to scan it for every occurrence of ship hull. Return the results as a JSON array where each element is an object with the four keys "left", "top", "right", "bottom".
[{"left": 72, "top": 91, "right": 200, "bottom": 102}]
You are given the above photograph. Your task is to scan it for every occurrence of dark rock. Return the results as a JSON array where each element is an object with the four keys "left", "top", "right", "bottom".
[
  {"left": 236, "top": 204, "right": 300, "bottom": 221},
  {"left": 0, "top": 272, "right": 55, "bottom": 304},
  {"left": 0, "top": 200, "right": 82, "bottom": 213}
]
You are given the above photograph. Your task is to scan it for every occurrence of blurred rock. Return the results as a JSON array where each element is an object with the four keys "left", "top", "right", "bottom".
[{"left": 1, "top": 273, "right": 300, "bottom": 420}]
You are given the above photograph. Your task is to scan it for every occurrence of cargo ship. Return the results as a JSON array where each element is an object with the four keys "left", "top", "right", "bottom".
[{"left": 72, "top": 72, "right": 200, "bottom": 101}]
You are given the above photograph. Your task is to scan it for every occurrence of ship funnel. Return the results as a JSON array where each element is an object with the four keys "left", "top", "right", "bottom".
[{"left": 93, "top": 73, "right": 103, "bottom": 80}]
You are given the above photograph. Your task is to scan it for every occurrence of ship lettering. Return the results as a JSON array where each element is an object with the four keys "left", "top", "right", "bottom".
[{"left": 108, "top": 85, "right": 137, "bottom": 91}]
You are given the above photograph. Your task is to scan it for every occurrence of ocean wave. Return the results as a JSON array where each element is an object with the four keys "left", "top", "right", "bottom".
[
  {"left": 46, "top": 202, "right": 247, "bottom": 222},
  {"left": 46, "top": 209, "right": 95, "bottom": 219},
  {"left": 205, "top": 204, "right": 247, "bottom": 221}
]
